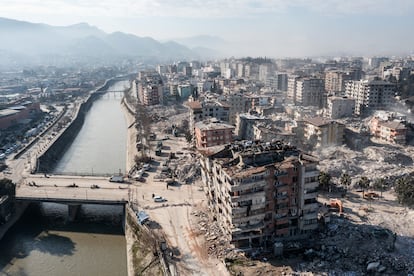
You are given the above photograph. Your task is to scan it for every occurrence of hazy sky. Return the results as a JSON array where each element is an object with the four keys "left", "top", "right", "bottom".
[{"left": 2, "top": 0, "right": 414, "bottom": 57}]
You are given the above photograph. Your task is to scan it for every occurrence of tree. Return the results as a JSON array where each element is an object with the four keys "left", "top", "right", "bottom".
[
  {"left": 340, "top": 173, "right": 351, "bottom": 190},
  {"left": 373, "top": 178, "right": 386, "bottom": 198},
  {"left": 319, "top": 171, "right": 331, "bottom": 191},
  {"left": 357, "top": 176, "right": 370, "bottom": 198},
  {"left": 0, "top": 178, "right": 16, "bottom": 197},
  {"left": 395, "top": 177, "right": 414, "bottom": 206}
]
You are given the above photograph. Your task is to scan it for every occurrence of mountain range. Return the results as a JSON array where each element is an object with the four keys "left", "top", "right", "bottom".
[{"left": 0, "top": 17, "right": 221, "bottom": 67}]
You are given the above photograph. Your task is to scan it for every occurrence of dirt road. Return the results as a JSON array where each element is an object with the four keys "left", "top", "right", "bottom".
[{"left": 123, "top": 101, "right": 228, "bottom": 275}]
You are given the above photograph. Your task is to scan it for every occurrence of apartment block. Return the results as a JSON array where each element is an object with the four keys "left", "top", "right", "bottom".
[
  {"left": 369, "top": 116, "right": 407, "bottom": 144},
  {"left": 326, "top": 96, "right": 355, "bottom": 119},
  {"left": 137, "top": 71, "right": 163, "bottom": 106},
  {"left": 295, "top": 77, "right": 325, "bottom": 107},
  {"left": 200, "top": 141, "right": 319, "bottom": 248},
  {"left": 186, "top": 99, "right": 230, "bottom": 135},
  {"left": 194, "top": 119, "right": 234, "bottom": 148},
  {"left": 303, "top": 117, "right": 345, "bottom": 148},
  {"left": 345, "top": 79, "right": 395, "bottom": 115}
]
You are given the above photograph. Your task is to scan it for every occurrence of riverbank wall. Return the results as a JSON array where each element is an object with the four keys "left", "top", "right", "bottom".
[
  {"left": 36, "top": 78, "right": 126, "bottom": 173},
  {"left": 0, "top": 202, "right": 29, "bottom": 241}
]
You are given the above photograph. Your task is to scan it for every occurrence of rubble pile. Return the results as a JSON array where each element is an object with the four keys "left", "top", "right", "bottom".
[
  {"left": 192, "top": 210, "right": 238, "bottom": 260},
  {"left": 298, "top": 218, "right": 414, "bottom": 275},
  {"left": 317, "top": 145, "right": 414, "bottom": 182},
  {"left": 172, "top": 155, "right": 201, "bottom": 184}
]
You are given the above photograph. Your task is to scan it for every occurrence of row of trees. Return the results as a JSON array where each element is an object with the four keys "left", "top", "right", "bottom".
[
  {"left": 319, "top": 172, "right": 387, "bottom": 197},
  {"left": 318, "top": 171, "right": 414, "bottom": 207}
]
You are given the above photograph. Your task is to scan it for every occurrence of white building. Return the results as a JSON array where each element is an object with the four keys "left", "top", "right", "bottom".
[
  {"left": 326, "top": 96, "right": 355, "bottom": 119},
  {"left": 345, "top": 79, "right": 395, "bottom": 115}
]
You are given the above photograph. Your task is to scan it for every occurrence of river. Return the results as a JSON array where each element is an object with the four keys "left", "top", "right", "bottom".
[{"left": 0, "top": 80, "right": 130, "bottom": 276}]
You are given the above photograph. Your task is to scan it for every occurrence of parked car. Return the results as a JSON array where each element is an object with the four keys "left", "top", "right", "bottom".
[{"left": 153, "top": 196, "right": 167, "bottom": 202}]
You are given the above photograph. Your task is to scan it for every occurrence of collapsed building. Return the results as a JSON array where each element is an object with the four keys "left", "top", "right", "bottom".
[{"left": 200, "top": 140, "right": 319, "bottom": 248}]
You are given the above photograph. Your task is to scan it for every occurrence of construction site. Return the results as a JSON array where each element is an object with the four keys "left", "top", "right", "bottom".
[{"left": 123, "top": 89, "right": 414, "bottom": 275}]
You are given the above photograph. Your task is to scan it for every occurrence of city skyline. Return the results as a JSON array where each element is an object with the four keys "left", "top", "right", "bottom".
[{"left": 1, "top": 0, "right": 414, "bottom": 57}]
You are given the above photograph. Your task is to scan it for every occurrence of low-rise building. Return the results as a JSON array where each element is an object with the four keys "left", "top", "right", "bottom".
[{"left": 200, "top": 141, "right": 319, "bottom": 248}]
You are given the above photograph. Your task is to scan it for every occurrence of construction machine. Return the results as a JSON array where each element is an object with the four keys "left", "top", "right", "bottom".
[{"left": 329, "top": 198, "right": 344, "bottom": 216}]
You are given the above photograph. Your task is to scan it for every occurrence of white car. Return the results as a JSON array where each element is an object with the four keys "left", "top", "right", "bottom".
[
  {"left": 142, "top": 164, "right": 151, "bottom": 171},
  {"left": 153, "top": 196, "right": 167, "bottom": 202}
]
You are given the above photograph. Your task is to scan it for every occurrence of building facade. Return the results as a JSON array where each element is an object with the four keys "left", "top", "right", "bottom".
[
  {"left": 369, "top": 117, "right": 407, "bottom": 144},
  {"left": 326, "top": 96, "right": 355, "bottom": 119},
  {"left": 295, "top": 77, "right": 325, "bottom": 107},
  {"left": 200, "top": 141, "right": 319, "bottom": 248},
  {"left": 137, "top": 71, "right": 164, "bottom": 106},
  {"left": 303, "top": 117, "right": 345, "bottom": 148},
  {"left": 194, "top": 120, "right": 234, "bottom": 148},
  {"left": 345, "top": 79, "right": 395, "bottom": 115}
]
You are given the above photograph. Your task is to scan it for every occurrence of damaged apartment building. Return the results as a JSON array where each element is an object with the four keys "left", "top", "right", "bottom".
[{"left": 200, "top": 140, "right": 319, "bottom": 248}]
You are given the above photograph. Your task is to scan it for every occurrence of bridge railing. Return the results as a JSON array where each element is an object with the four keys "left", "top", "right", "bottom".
[{"left": 50, "top": 172, "right": 115, "bottom": 177}]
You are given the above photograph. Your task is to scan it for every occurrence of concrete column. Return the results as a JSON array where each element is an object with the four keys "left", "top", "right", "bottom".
[{"left": 67, "top": 204, "right": 81, "bottom": 222}]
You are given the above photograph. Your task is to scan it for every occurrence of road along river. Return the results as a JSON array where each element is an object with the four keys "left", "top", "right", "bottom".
[{"left": 0, "top": 81, "right": 129, "bottom": 276}]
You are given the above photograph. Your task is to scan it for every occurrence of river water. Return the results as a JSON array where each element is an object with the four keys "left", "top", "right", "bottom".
[{"left": 0, "top": 81, "right": 130, "bottom": 276}]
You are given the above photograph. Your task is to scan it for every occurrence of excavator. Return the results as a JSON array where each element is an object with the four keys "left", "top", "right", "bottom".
[{"left": 329, "top": 198, "right": 344, "bottom": 216}]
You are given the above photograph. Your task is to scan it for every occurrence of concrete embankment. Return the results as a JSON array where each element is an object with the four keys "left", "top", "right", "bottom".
[
  {"left": 0, "top": 201, "right": 29, "bottom": 241},
  {"left": 36, "top": 77, "right": 130, "bottom": 173},
  {"left": 36, "top": 92, "right": 102, "bottom": 173}
]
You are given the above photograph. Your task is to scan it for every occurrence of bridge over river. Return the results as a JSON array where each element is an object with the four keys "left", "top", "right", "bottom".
[{"left": 16, "top": 175, "right": 130, "bottom": 205}]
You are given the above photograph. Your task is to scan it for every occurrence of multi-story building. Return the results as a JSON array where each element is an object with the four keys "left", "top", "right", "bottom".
[
  {"left": 369, "top": 116, "right": 407, "bottom": 144},
  {"left": 235, "top": 113, "right": 268, "bottom": 140},
  {"left": 221, "top": 93, "right": 247, "bottom": 125},
  {"left": 287, "top": 75, "right": 300, "bottom": 103},
  {"left": 137, "top": 71, "right": 163, "bottom": 106},
  {"left": 200, "top": 141, "right": 319, "bottom": 248},
  {"left": 194, "top": 119, "right": 234, "bottom": 148},
  {"left": 186, "top": 99, "right": 230, "bottom": 135},
  {"left": 303, "top": 117, "right": 345, "bottom": 148},
  {"left": 345, "top": 79, "right": 395, "bottom": 115},
  {"left": 177, "top": 84, "right": 193, "bottom": 100},
  {"left": 295, "top": 77, "right": 325, "bottom": 107},
  {"left": 326, "top": 96, "right": 355, "bottom": 119},
  {"left": 325, "top": 70, "right": 349, "bottom": 95},
  {"left": 276, "top": 73, "right": 288, "bottom": 91}
]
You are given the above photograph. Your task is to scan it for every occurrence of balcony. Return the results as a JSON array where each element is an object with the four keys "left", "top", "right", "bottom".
[
  {"left": 302, "top": 211, "right": 317, "bottom": 220},
  {"left": 232, "top": 206, "right": 247, "bottom": 215},
  {"left": 231, "top": 190, "right": 265, "bottom": 202},
  {"left": 274, "top": 181, "right": 288, "bottom": 188},
  {"left": 232, "top": 213, "right": 266, "bottom": 223},
  {"left": 232, "top": 222, "right": 265, "bottom": 234},
  {"left": 231, "top": 180, "right": 266, "bottom": 192},
  {"left": 304, "top": 170, "right": 319, "bottom": 178},
  {"left": 303, "top": 188, "right": 318, "bottom": 199},
  {"left": 303, "top": 191, "right": 318, "bottom": 200},
  {"left": 302, "top": 202, "right": 319, "bottom": 210},
  {"left": 274, "top": 171, "right": 288, "bottom": 177}
]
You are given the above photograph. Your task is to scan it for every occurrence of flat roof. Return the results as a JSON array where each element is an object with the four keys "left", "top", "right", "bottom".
[{"left": 195, "top": 121, "right": 234, "bottom": 131}]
